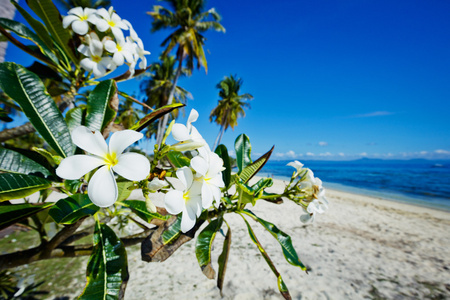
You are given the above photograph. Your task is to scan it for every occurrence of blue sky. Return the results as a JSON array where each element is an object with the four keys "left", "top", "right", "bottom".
[{"left": 4, "top": 0, "right": 450, "bottom": 160}]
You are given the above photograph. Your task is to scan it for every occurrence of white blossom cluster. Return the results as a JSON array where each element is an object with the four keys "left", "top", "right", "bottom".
[
  {"left": 147, "top": 109, "right": 225, "bottom": 233},
  {"left": 287, "top": 161, "right": 329, "bottom": 223},
  {"left": 63, "top": 7, "right": 150, "bottom": 78}
]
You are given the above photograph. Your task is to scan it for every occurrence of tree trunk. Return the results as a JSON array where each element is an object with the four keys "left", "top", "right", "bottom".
[
  {"left": 0, "top": 122, "right": 35, "bottom": 142},
  {"left": 212, "top": 110, "right": 228, "bottom": 150},
  {"left": 156, "top": 48, "right": 185, "bottom": 145}
]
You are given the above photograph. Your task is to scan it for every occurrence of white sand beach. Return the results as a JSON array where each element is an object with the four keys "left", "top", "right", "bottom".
[
  {"left": 123, "top": 177, "right": 450, "bottom": 299},
  {"left": 4, "top": 177, "right": 450, "bottom": 299}
]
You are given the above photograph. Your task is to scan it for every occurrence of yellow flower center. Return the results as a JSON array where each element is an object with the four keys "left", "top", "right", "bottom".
[
  {"left": 183, "top": 191, "right": 190, "bottom": 202},
  {"left": 80, "top": 14, "right": 88, "bottom": 21},
  {"left": 108, "top": 20, "right": 116, "bottom": 27},
  {"left": 104, "top": 152, "right": 118, "bottom": 169},
  {"left": 92, "top": 55, "right": 102, "bottom": 63}
]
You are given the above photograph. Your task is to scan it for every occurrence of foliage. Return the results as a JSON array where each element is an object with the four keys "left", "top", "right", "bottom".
[{"left": 0, "top": 1, "right": 328, "bottom": 300}]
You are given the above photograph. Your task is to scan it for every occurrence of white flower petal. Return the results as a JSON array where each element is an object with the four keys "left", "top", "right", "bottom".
[
  {"left": 176, "top": 167, "right": 193, "bottom": 190},
  {"left": 171, "top": 124, "right": 191, "bottom": 141},
  {"left": 96, "top": 8, "right": 110, "bottom": 20},
  {"left": 190, "top": 156, "right": 208, "bottom": 177},
  {"left": 170, "top": 140, "right": 206, "bottom": 152},
  {"left": 104, "top": 40, "right": 117, "bottom": 53},
  {"left": 71, "top": 20, "right": 89, "bottom": 35},
  {"left": 108, "top": 130, "right": 143, "bottom": 156},
  {"left": 207, "top": 174, "right": 225, "bottom": 188},
  {"left": 56, "top": 155, "right": 104, "bottom": 180},
  {"left": 187, "top": 109, "right": 199, "bottom": 130},
  {"left": 77, "top": 44, "right": 90, "bottom": 56},
  {"left": 113, "top": 152, "right": 150, "bottom": 181},
  {"left": 211, "top": 184, "right": 222, "bottom": 203},
  {"left": 112, "top": 52, "right": 125, "bottom": 66},
  {"left": 148, "top": 178, "right": 167, "bottom": 191},
  {"left": 88, "top": 165, "right": 118, "bottom": 207},
  {"left": 68, "top": 7, "right": 84, "bottom": 17},
  {"left": 208, "top": 153, "right": 224, "bottom": 175},
  {"left": 300, "top": 213, "right": 314, "bottom": 224},
  {"left": 80, "top": 58, "right": 95, "bottom": 71},
  {"left": 72, "top": 126, "right": 108, "bottom": 157},
  {"left": 201, "top": 183, "right": 213, "bottom": 208},
  {"left": 62, "top": 15, "right": 78, "bottom": 29},
  {"left": 111, "top": 27, "right": 124, "bottom": 41},
  {"left": 181, "top": 206, "right": 196, "bottom": 233},
  {"left": 164, "top": 190, "right": 183, "bottom": 215},
  {"left": 96, "top": 19, "right": 109, "bottom": 32},
  {"left": 92, "top": 63, "right": 106, "bottom": 78}
]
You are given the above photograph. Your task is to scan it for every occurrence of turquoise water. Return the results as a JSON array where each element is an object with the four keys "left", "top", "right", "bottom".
[{"left": 259, "top": 159, "right": 450, "bottom": 211}]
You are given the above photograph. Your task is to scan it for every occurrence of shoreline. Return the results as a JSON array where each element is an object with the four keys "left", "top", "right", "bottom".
[{"left": 258, "top": 172, "right": 450, "bottom": 212}]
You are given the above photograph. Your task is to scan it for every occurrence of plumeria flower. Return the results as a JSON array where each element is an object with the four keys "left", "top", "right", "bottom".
[
  {"left": 191, "top": 146, "right": 225, "bottom": 208},
  {"left": 164, "top": 167, "right": 202, "bottom": 233},
  {"left": 79, "top": 32, "right": 116, "bottom": 78},
  {"left": 95, "top": 7, "right": 128, "bottom": 41},
  {"left": 132, "top": 38, "right": 151, "bottom": 69},
  {"left": 299, "top": 196, "right": 329, "bottom": 224},
  {"left": 171, "top": 109, "right": 206, "bottom": 151},
  {"left": 104, "top": 37, "right": 136, "bottom": 67},
  {"left": 287, "top": 160, "right": 304, "bottom": 177},
  {"left": 63, "top": 7, "right": 98, "bottom": 35},
  {"left": 299, "top": 169, "right": 325, "bottom": 200},
  {"left": 56, "top": 126, "right": 150, "bottom": 207}
]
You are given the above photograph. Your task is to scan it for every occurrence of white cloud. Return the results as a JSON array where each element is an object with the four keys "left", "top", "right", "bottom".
[
  {"left": 435, "top": 149, "right": 450, "bottom": 155},
  {"left": 420, "top": 151, "right": 428, "bottom": 155},
  {"left": 286, "top": 150, "right": 296, "bottom": 158},
  {"left": 360, "top": 152, "right": 368, "bottom": 156},
  {"left": 338, "top": 152, "right": 345, "bottom": 157},
  {"left": 319, "top": 152, "right": 332, "bottom": 157},
  {"left": 353, "top": 111, "right": 394, "bottom": 118},
  {"left": 306, "top": 152, "right": 315, "bottom": 156},
  {"left": 318, "top": 141, "right": 328, "bottom": 147}
]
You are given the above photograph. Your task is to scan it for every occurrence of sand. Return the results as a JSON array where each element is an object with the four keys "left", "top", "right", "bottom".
[
  {"left": 6, "top": 177, "right": 450, "bottom": 299},
  {"left": 123, "top": 178, "right": 450, "bottom": 299}
]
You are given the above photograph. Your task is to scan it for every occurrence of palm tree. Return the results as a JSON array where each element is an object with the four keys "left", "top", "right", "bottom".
[
  {"left": 148, "top": 0, "right": 225, "bottom": 145},
  {"left": 140, "top": 55, "right": 192, "bottom": 139},
  {"left": 210, "top": 74, "right": 253, "bottom": 150}
]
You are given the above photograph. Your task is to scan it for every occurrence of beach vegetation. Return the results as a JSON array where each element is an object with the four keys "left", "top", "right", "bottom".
[{"left": 0, "top": 1, "right": 328, "bottom": 299}]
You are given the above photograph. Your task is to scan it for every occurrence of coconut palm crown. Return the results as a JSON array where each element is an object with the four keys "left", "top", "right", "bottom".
[
  {"left": 148, "top": 0, "right": 225, "bottom": 144},
  {"left": 210, "top": 74, "right": 253, "bottom": 149}
]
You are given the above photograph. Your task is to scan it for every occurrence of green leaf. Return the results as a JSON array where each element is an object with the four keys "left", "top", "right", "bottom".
[
  {"left": 162, "top": 215, "right": 182, "bottom": 245},
  {"left": 0, "top": 62, "right": 74, "bottom": 158},
  {"left": 251, "top": 178, "right": 273, "bottom": 197},
  {"left": 0, "top": 146, "right": 51, "bottom": 176},
  {"left": 0, "top": 202, "right": 53, "bottom": 230},
  {"left": 116, "top": 182, "right": 133, "bottom": 202},
  {"left": 85, "top": 80, "right": 117, "bottom": 132},
  {"left": 240, "top": 214, "right": 291, "bottom": 300},
  {"left": 239, "top": 145, "right": 274, "bottom": 184},
  {"left": 32, "top": 147, "right": 63, "bottom": 166},
  {"left": 217, "top": 221, "right": 231, "bottom": 297},
  {"left": 120, "top": 200, "right": 170, "bottom": 223},
  {"left": 65, "top": 107, "right": 85, "bottom": 133},
  {"left": 166, "top": 150, "right": 190, "bottom": 168},
  {"left": 236, "top": 178, "right": 255, "bottom": 207},
  {"left": 12, "top": 1, "right": 54, "bottom": 49},
  {"left": 79, "top": 222, "right": 128, "bottom": 300},
  {"left": 0, "top": 18, "right": 58, "bottom": 64},
  {"left": 129, "top": 103, "right": 185, "bottom": 132},
  {"left": 244, "top": 210, "right": 306, "bottom": 271},
  {"left": 48, "top": 194, "right": 99, "bottom": 224},
  {"left": 0, "top": 107, "right": 13, "bottom": 122},
  {"left": 0, "top": 173, "right": 51, "bottom": 202},
  {"left": 195, "top": 218, "right": 223, "bottom": 279},
  {"left": 64, "top": 179, "right": 83, "bottom": 194},
  {"left": 26, "top": 0, "right": 78, "bottom": 63},
  {"left": 215, "top": 144, "right": 231, "bottom": 188},
  {"left": 235, "top": 134, "right": 252, "bottom": 174}
]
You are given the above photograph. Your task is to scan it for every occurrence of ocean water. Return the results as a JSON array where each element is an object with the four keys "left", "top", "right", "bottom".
[{"left": 259, "top": 159, "right": 450, "bottom": 211}]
